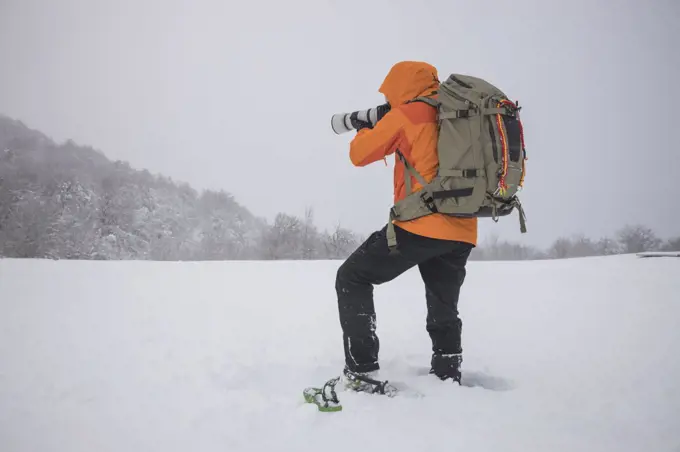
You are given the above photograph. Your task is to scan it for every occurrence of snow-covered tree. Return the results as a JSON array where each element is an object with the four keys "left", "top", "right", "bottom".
[
  {"left": 44, "top": 178, "right": 99, "bottom": 259},
  {"left": 616, "top": 225, "right": 662, "bottom": 254},
  {"left": 322, "top": 224, "right": 360, "bottom": 259},
  {"left": 260, "top": 213, "right": 305, "bottom": 260}
]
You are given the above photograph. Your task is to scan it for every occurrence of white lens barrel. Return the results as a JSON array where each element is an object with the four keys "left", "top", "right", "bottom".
[
  {"left": 331, "top": 113, "right": 353, "bottom": 134},
  {"left": 330, "top": 106, "right": 381, "bottom": 135}
]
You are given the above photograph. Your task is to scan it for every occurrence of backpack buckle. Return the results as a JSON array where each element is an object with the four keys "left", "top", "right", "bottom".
[{"left": 420, "top": 192, "right": 438, "bottom": 213}]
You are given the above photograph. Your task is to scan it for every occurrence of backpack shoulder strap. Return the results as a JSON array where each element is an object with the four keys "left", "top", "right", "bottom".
[{"left": 406, "top": 96, "right": 439, "bottom": 109}]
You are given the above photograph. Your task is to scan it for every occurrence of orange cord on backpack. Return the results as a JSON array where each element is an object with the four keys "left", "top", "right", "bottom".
[
  {"left": 496, "top": 99, "right": 527, "bottom": 193},
  {"left": 495, "top": 101, "right": 510, "bottom": 196}
]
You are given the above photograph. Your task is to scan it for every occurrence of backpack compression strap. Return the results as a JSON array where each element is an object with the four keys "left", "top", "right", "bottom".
[
  {"left": 387, "top": 149, "right": 433, "bottom": 253},
  {"left": 386, "top": 96, "right": 439, "bottom": 253},
  {"left": 387, "top": 213, "right": 399, "bottom": 253},
  {"left": 396, "top": 150, "right": 428, "bottom": 196}
]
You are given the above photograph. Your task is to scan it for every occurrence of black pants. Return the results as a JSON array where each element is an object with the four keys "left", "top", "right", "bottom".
[{"left": 336, "top": 224, "right": 473, "bottom": 373}]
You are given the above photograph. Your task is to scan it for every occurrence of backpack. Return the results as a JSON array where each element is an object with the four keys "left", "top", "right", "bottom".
[{"left": 387, "top": 73, "right": 528, "bottom": 251}]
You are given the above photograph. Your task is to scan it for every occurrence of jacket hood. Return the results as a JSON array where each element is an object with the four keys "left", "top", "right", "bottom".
[{"left": 378, "top": 61, "right": 439, "bottom": 106}]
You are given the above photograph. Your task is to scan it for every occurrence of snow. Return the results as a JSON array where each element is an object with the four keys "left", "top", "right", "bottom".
[{"left": 1, "top": 255, "right": 679, "bottom": 452}]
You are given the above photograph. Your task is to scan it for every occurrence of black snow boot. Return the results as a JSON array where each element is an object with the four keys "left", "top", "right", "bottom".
[{"left": 429, "top": 353, "right": 462, "bottom": 384}]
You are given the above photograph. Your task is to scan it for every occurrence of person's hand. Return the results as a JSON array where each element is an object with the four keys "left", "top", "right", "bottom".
[{"left": 350, "top": 112, "right": 372, "bottom": 132}]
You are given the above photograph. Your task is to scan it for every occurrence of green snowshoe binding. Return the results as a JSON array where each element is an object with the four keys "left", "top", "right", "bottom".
[{"left": 303, "top": 377, "right": 343, "bottom": 412}]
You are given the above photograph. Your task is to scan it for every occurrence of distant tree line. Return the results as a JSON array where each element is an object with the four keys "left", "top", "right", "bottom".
[
  {"left": 0, "top": 116, "right": 361, "bottom": 261},
  {"left": 469, "top": 226, "right": 679, "bottom": 261},
  {"left": 1, "top": 115, "right": 677, "bottom": 261}
]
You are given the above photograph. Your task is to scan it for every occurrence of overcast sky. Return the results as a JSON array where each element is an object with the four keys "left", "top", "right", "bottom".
[{"left": 1, "top": 0, "right": 678, "bottom": 247}]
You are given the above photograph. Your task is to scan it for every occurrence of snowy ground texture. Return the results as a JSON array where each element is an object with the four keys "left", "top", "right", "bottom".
[{"left": 1, "top": 255, "right": 679, "bottom": 452}]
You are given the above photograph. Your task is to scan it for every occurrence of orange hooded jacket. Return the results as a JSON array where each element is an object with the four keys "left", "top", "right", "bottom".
[{"left": 349, "top": 61, "right": 477, "bottom": 246}]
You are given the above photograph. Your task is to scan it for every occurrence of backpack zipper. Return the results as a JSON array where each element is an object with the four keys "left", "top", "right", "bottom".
[
  {"left": 440, "top": 83, "right": 470, "bottom": 104},
  {"left": 488, "top": 117, "right": 499, "bottom": 164},
  {"left": 449, "top": 75, "right": 473, "bottom": 89}
]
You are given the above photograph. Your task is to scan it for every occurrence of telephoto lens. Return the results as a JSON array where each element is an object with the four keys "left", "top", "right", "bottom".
[{"left": 330, "top": 103, "right": 390, "bottom": 134}]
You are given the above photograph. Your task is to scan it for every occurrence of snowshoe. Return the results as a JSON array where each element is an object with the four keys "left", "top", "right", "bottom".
[
  {"left": 303, "top": 367, "right": 403, "bottom": 412},
  {"left": 342, "top": 367, "right": 398, "bottom": 397},
  {"left": 303, "top": 377, "right": 343, "bottom": 412}
]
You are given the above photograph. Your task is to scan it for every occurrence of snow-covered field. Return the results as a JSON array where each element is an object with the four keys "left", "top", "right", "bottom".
[{"left": 1, "top": 255, "right": 679, "bottom": 452}]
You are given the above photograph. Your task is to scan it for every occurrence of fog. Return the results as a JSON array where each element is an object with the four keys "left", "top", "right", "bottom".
[{"left": 1, "top": 0, "right": 678, "bottom": 248}]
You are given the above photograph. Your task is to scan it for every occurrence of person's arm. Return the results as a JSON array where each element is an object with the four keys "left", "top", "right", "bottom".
[{"left": 349, "top": 110, "right": 404, "bottom": 167}]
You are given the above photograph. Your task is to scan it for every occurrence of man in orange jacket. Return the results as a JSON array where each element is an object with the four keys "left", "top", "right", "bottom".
[{"left": 336, "top": 61, "right": 477, "bottom": 390}]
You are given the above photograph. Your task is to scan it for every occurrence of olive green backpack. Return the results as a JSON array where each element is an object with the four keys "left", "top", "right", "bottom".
[{"left": 388, "top": 73, "right": 528, "bottom": 250}]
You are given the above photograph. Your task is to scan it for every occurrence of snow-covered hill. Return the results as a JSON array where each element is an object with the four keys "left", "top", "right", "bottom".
[{"left": 1, "top": 255, "right": 678, "bottom": 452}]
